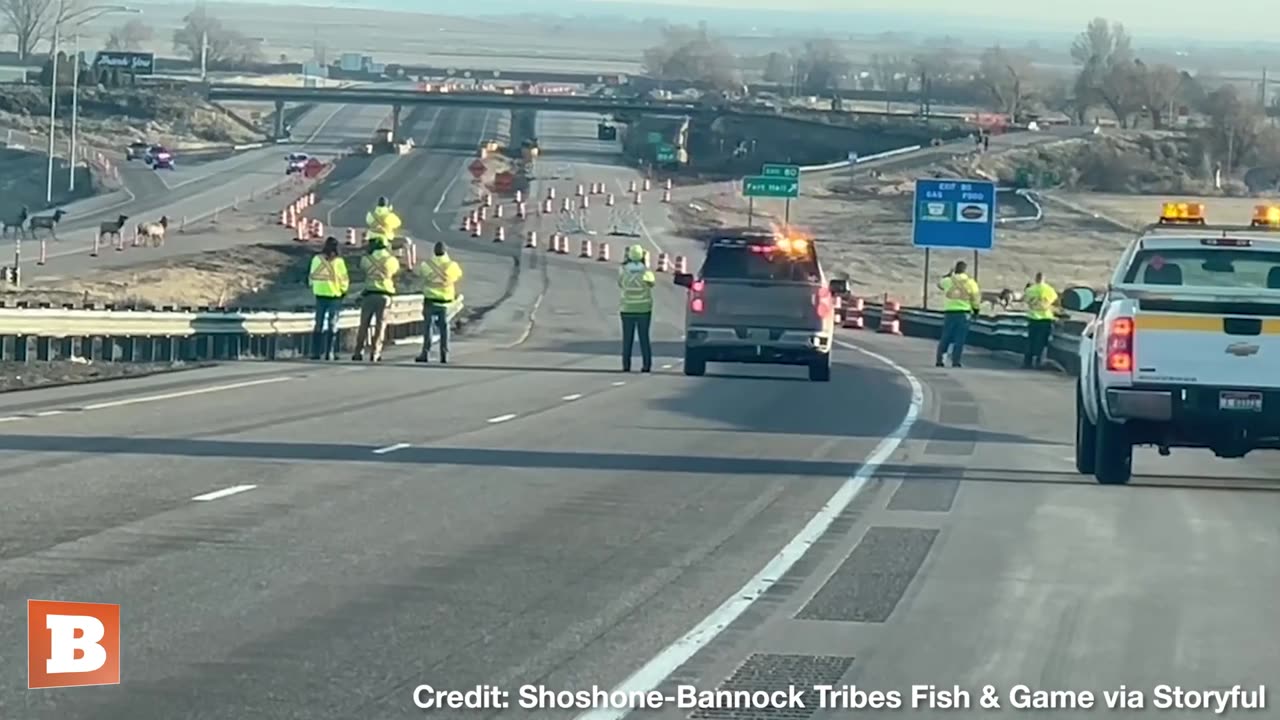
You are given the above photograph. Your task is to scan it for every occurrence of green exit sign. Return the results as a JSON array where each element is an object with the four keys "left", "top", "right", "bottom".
[
  {"left": 743, "top": 176, "right": 799, "bottom": 198},
  {"left": 762, "top": 163, "right": 800, "bottom": 179}
]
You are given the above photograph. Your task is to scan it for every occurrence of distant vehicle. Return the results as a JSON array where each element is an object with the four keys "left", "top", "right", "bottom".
[
  {"left": 145, "top": 145, "right": 174, "bottom": 169},
  {"left": 125, "top": 141, "right": 149, "bottom": 161},
  {"left": 673, "top": 229, "right": 840, "bottom": 382},
  {"left": 1068, "top": 201, "right": 1280, "bottom": 485},
  {"left": 286, "top": 152, "right": 309, "bottom": 174}
]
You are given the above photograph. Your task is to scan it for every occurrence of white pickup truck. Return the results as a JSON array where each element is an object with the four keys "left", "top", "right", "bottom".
[{"left": 1064, "top": 202, "right": 1280, "bottom": 484}]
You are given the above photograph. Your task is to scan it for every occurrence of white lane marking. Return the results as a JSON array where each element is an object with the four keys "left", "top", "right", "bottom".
[
  {"left": 372, "top": 442, "right": 411, "bottom": 455},
  {"left": 661, "top": 363, "right": 673, "bottom": 370},
  {"left": 323, "top": 107, "right": 442, "bottom": 226},
  {"left": 487, "top": 413, "right": 517, "bottom": 424},
  {"left": 192, "top": 484, "right": 257, "bottom": 502},
  {"left": 611, "top": 381, "right": 626, "bottom": 386},
  {"left": 0, "top": 416, "right": 21, "bottom": 423},
  {"left": 34, "top": 410, "right": 63, "bottom": 417},
  {"left": 433, "top": 170, "right": 463, "bottom": 214},
  {"left": 562, "top": 393, "right": 583, "bottom": 401},
  {"left": 80, "top": 376, "right": 294, "bottom": 411},
  {"left": 612, "top": 177, "right": 666, "bottom": 255},
  {"left": 574, "top": 339, "right": 924, "bottom": 720}
]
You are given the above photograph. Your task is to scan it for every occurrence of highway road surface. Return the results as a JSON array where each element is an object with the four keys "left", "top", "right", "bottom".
[
  {"left": 3, "top": 116, "right": 1277, "bottom": 717},
  {"left": 9, "top": 103, "right": 400, "bottom": 282}
]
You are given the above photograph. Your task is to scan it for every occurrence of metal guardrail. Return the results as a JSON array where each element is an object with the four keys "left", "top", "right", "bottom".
[
  {"left": 0, "top": 295, "right": 463, "bottom": 363},
  {"left": 849, "top": 301, "right": 1085, "bottom": 375}
]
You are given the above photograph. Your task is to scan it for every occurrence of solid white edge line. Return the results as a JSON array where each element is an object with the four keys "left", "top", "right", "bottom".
[
  {"left": 80, "top": 376, "right": 294, "bottom": 411},
  {"left": 487, "top": 413, "right": 517, "bottom": 424},
  {"left": 372, "top": 442, "right": 411, "bottom": 455},
  {"left": 0, "top": 416, "right": 20, "bottom": 423},
  {"left": 192, "top": 484, "right": 258, "bottom": 502},
  {"left": 573, "top": 339, "right": 924, "bottom": 720}
]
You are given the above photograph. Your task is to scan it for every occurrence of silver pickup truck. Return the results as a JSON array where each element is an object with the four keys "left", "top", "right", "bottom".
[{"left": 674, "top": 229, "right": 846, "bottom": 382}]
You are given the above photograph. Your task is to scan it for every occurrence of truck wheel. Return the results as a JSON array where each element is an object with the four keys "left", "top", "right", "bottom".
[
  {"left": 808, "top": 353, "right": 831, "bottom": 382},
  {"left": 683, "top": 349, "right": 706, "bottom": 377},
  {"left": 1093, "top": 415, "right": 1133, "bottom": 485},
  {"left": 1074, "top": 382, "right": 1096, "bottom": 475}
]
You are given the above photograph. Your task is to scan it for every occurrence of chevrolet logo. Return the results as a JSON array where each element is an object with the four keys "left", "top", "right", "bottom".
[{"left": 1225, "top": 342, "right": 1260, "bottom": 357}]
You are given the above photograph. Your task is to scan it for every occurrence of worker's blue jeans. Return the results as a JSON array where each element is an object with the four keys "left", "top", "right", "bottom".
[
  {"left": 936, "top": 311, "right": 971, "bottom": 366},
  {"left": 421, "top": 300, "right": 450, "bottom": 360},
  {"left": 313, "top": 297, "right": 342, "bottom": 333}
]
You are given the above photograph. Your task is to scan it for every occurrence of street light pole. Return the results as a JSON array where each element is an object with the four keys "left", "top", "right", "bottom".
[
  {"left": 45, "top": 22, "right": 60, "bottom": 205},
  {"left": 68, "top": 32, "right": 80, "bottom": 192},
  {"left": 200, "top": 29, "right": 208, "bottom": 82}
]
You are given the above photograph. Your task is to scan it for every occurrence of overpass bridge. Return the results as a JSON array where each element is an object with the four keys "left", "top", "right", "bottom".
[
  {"left": 390, "top": 65, "right": 629, "bottom": 86},
  {"left": 206, "top": 84, "right": 706, "bottom": 137}
]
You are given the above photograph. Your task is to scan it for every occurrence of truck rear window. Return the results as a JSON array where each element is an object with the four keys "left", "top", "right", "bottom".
[
  {"left": 701, "top": 244, "right": 820, "bottom": 282},
  {"left": 1124, "top": 248, "right": 1280, "bottom": 289}
]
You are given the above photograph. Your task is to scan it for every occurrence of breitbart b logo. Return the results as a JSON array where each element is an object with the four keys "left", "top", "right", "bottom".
[{"left": 28, "top": 599, "right": 120, "bottom": 689}]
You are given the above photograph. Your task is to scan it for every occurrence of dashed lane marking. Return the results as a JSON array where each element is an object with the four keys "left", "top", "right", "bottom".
[
  {"left": 661, "top": 364, "right": 673, "bottom": 370},
  {"left": 574, "top": 338, "right": 925, "bottom": 720},
  {"left": 487, "top": 413, "right": 518, "bottom": 424},
  {"left": 611, "top": 381, "right": 626, "bottom": 386},
  {"left": 192, "top": 484, "right": 258, "bottom": 502},
  {"left": 372, "top": 442, "right": 412, "bottom": 455},
  {"left": 562, "top": 394, "right": 583, "bottom": 401}
]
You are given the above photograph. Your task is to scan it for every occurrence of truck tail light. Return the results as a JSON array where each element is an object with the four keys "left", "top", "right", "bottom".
[
  {"left": 1105, "top": 316, "right": 1134, "bottom": 372},
  {"left": 815, "top": 286, "right": 833, "bottom": 319},
  {"left": 690, "top": 279, "right": 705, "bottom": 314}
]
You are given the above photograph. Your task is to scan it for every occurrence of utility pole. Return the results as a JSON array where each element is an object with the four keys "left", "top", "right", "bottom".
[
  {"left": 45, "top": 22, "right": 60, "bottom": 205},
  {"left": 200, "top": 29, "right": 208, "bottom": 82}
]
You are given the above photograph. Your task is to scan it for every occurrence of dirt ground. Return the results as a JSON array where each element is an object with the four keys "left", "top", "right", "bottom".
[
  {"left": 671, "top": 140, "right": 1139, "bottom": 310},
  {"left": 0, "top": 360, "right": 201, "bottom": 393}
]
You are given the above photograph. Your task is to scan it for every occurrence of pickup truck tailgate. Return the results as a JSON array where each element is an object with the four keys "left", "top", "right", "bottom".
[
  {"left": 1134, "top": 311, "right": 1280, "bottom": 388},
  {"left": 699, "top": 279, "right": 823, "bottom": 330}
]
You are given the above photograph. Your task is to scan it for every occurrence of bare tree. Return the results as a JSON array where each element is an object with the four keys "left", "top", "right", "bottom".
[
  {"left": 976, "top": 46, "right": 1033, "bottom": 118},
  {"left": 1135, "top": 61, "right": 1182, "bottom": 129},
  {"left": 912, "top": 50, "right": 952, "bottom": 110},
  {"left": 105, "top": 17, "right": 151, "bottom": 50},
  {"left": 641, "top": 23, "right": 737, "bottom": 91},
  {"left": 1070, "top": 17, "right": 1143, "bottom": 126},
  {"left": 796, "top": 38, "right": 849, "bottom": 95},
  {"left": 868, "top": 53, "right": 907, "bottom": 93},
  {"left": 1206, "top": 85, "right": 1266, "bottom": 174},
  {"left": 172, "top": 3, "right": 261, "bottom": 66},
  {"left": 1, "top": 0, "right": 52, "bottom": 59},
  {"left": 762, "top": 51, "right": 790, "bottom": 84}
]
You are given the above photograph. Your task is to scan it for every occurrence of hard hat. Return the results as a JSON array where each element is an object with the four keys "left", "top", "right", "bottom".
[
  {"left": 377, "top": 196, "right": 389, "bottom": 207},
  {"left": 626, "top": 244, "right": 645, "bottom": 262}
]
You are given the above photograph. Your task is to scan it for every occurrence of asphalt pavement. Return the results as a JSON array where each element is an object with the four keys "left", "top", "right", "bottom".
[
  {"left": 2, "top": 115, "right": 1277, "bottom": 718},
  {"left": 10, "top": 103, "right": 393, "bottom": 280}
]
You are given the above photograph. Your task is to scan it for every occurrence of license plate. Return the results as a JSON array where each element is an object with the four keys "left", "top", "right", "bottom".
[{"left": 1219, "top": 391, "right": 1263, "bottom": 412}]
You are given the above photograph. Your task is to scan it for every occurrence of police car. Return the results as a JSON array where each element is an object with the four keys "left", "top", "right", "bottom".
[
  {"left": 286, "top": 152, "right": 309, "bottom": 174},
  {"left": 1064, "top": 202, "right": 1280, "bottom": 484}
]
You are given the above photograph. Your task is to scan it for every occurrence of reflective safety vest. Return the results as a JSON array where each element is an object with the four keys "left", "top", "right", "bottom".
[
  {"left": 419, "top": 254, "right": 463, "bottom": 302},
  {"left": 618, "top": 262, "right": 656, "bottom": 313},
  {"left": 361, "top": 249, "right": 400, "bottom": 294},
  {"left": 309, "top": 255, "right": 349, "bottom": 298},
  {"left": 366, "top": 207, "right": 402, "bottom": 240},
  {"left": 1024, "top": 281, "right": 1059, "bottom": 320},
  {"left": 938, "top": 273, "right": 980, "bottom": 312}
]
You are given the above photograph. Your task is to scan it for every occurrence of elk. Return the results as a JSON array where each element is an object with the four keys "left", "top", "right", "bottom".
[
  {"left": 28, "top": 209, "right": 67, "bottom": 240},
  {"left": 98, "top": 214, "right": 129, "bottom": 241},
  {"left": 136, "top": 216, "right": 169, "bottom": 247},
  {"left": 1, "top": 206, "right": 29, "bottom": 238}
]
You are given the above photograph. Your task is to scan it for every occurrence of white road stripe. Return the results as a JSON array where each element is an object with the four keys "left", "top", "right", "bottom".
[
  {"left": 487, "top": 413, "right": 517, "bottom": 424},
  {"left": 660, "top": 364, "right": 673, "bottom": 370},
  {"left": 561, "top": 394, "right": 583, "bottom": 401},
  {"left": 372, "top": 442, "right": 411, "bottom": 455},
  {"left": 81, "top": 376, "right": 294, "bottom": 411},
  {"left": 192, "top": 484, "right": 257, "bottom": 502},
  {"left": 611, "top": 381, "right": 626, "bottom": 386},
  {"left": 35, "top": 410, "right": 64, "bottom": 417},
  {"left": 573, "top": 339, "right": 924, "bottom": 720}
]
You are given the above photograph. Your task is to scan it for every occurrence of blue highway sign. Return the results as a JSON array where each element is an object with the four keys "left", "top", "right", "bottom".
[{"left": 912, "top": 178, "right": 996, "bottom": 250}]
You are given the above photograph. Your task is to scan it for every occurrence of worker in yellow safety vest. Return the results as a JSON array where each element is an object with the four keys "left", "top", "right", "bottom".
[
  {"left": 618, "top": 244, "right": 657, "bottom": 372},
  {"left": 935, "top": 260, "right": 982, "bottom": 368},
  {"left": 1022, "top": 272, "right": 1059, "bottom": 369},
  {"left": 308, "top": 236, "right": 350, "bottom": 361},
  {"left": 365, "top": 196, "right": 402, "bottom": 246},
  {"left": 415, "top": 241, "right": 463, "bottom": 364},
  {"left": 351, "top": 236, "right": 401, "bottom": 362}
]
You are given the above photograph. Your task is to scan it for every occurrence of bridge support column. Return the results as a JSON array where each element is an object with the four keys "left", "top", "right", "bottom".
[
  {"left": 392, "top": 104, "right": 402, "bottom": 140},
  {"left": 273, "top": 100, "right": 286, "bottom": 139}
]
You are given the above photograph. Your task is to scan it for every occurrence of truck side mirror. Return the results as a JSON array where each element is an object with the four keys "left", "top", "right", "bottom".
[
  {"left": 673, "top": 273, "right": 694, "bottom": 288},
  {"left": 828, "top": 279, "right": 850, "bottom": 295},
  {"left": 1061, "top": 286, "right": 1099, "bottom": 313}
]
